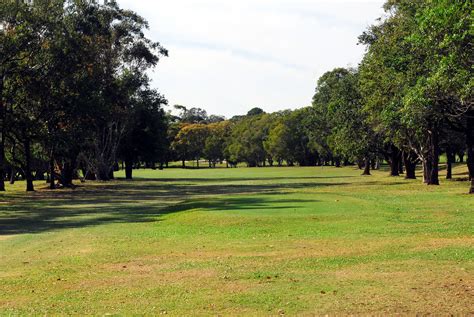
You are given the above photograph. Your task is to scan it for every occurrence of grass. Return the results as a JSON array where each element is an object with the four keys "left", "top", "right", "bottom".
[{"left": 0, "top": 165, "right": 473, "bottom": 315}]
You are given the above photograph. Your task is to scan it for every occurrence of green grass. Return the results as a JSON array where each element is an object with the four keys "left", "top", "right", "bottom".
[{"left": 1, "top": 165, "right": 473, "bottom": 315}]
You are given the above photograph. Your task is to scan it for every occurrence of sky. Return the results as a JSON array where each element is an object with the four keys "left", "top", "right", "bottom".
[{"left": 118, "top": 0, "right": 386, "bottom": 118}]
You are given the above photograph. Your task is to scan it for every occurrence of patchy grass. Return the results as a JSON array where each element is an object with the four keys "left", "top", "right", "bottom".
[{"left": 0, "top": 165, "right": 473, "bottom": 315}]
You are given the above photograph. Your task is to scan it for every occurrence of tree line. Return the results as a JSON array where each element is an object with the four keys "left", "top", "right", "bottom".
[
  {"left": 1, "top": 0, "right": 168, "bottom": 191},
  {"left": 161, "top": 1, "right": 474, "bottom": 194},
  {"left": 1, "top": 1, "right": 472, "bottom": 194}
]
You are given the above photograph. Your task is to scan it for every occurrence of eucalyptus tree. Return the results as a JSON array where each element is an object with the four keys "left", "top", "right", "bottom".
[
  {"left": 359, "top": 0, "right": 472, "bottom": 190},
  {"left": 119, "top": 85, "right": 168, "bottom": 179},
  {"left": 71, "top": 1, "right": 167, "bottom": 181},
  {"left": 407, "top": 1, "right": 473, "bottom": 191},
  {"left": 172, "top": 123, "right": 209, "bottom": 168},
  {"left": 0, "top": 1, "right": 31, "bottom": 190},
  {"left": 226, "top": 112, "right": 276, "bottom": 167},
  {"left": 203, "top": 120, "right": 232, "bottom": 167},
  {"left": 312, "top": 68, "right": 379, "bottom": 175},
  {"left": 0, "top": 0, "right": 66, "bottom": 191}
]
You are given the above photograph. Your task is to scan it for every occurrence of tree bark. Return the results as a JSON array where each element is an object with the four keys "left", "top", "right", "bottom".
[
  {"left": 403, "top": 151, "right": 417, "bottom": 179},
  {"left": 446, "top": 148, "right": 455, "bottom": 180},
  {"left": 24, "top": 138, "right": 34, "bottom": 192},
  {"left": 398, "top": 159, "right": 404, "bottom": 174},
  {"left": 0, "top": 76, "right": 5, "bottom": 192},
  {"left": 388, "top": 144, "right": 400, "bottom": 176},
  {"left": 466, "top": 112, "right": 474, "bottom": 193},
  {"left": 426, "top": 129, "right": 440, "bottom": 185},
  {"left": 95, "top": 165, "right": 110, "bottom": 181},
  {"left": 362, "top": 158, "right": 371, "bottom": 175},
  {"left": 422, "top": 161, "right": 429, "bottom": 184},
  {"left": 182, "top": 158, "right": 186, "bottom": 169},
  {"left": 35, "top": 170, "right": 45, "bottom": 181},
  {"left": 125, "top": 159, "right": 133, "bottom": 180},
  {"left": 49, "top": 150, "right": 56, "bottom": 190},
  {"left": 60, "top": 158, "right": 76, "bottom": 187}
]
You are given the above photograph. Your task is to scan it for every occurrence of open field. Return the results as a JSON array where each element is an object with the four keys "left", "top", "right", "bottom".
[{"left": 1, "top": 165, "right": 473, "bottom": 315}]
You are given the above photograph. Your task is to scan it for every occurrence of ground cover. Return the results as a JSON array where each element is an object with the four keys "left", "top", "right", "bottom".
[{"left": 1, "top": 165, "right": 473, "bottom": 315}]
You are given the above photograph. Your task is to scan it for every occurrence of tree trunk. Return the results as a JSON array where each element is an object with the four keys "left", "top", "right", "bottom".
[
  {"left": 388, "top": 144, "right": 400, "bottom": 176},
  {"left": 362, "top": 158, "right": 371, "bottom": 175},
  {"left": 426, "top": 129, "right": 440, "bottom": 185},
  {"left": 24, "top": 138, "right": 34, "bottom": 192},
  {"left": 446, "top": 148, "right": 455, "bottom": 180},
  {"left": 422, "top": 161, "right": 429, "bottom": 184},
  {"left": 9, "top": 167, "right": 15, "bottom": 184},
  {"left": 95, "top": 164, "right": 110, "bottom": 181},
  {"left": 196, "top": 159, "right": 199, "bottom": 169},
  {"left": 403, "top": 151, "right": 417, "bottom": 180},
  {"left": 398, "top": 159, "right": 404, "bottom": 174},
  {"left": 0, "top": 76, "right": 5, "bottom": 192},
  {"left": 466, "top": 112, "right": 474, "bottom": 193},
  {"left": 35, "top": 170, "right": 45, "bottom": 181},
  {"left": 60, "top": 159, "right": 76, "bottom": 187},
  {"left": 125, "top": 159, "right": 133, "bottom": 180},
  {"left": 49, "top": 151, "right": 56, "bottom": 190},
  {"left": 182, "top": 159, "right": 186, "bottom": 169}
]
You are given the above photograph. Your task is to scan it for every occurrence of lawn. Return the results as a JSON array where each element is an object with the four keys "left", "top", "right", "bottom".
[{"left": 1, "top": 165, "right": 473, "bottom": 315}]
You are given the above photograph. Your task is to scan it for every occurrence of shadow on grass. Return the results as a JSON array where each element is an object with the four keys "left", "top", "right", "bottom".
[
  {"left": 124, "top": 175, "right": 354, "bottom": 182},
  {"left": 0, "top": 177, "right": 334, "bottom": 236}
]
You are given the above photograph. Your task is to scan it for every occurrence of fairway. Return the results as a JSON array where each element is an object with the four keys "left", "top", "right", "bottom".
[{"left": 1, "top": 166, "right": 473, "bottom": 315}]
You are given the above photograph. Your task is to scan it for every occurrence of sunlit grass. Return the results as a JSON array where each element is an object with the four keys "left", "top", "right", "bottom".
[{"left": 1, "top": 164, "right": 473, "bottom": 314}]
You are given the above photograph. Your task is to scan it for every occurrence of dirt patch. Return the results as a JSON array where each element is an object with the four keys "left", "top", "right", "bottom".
[
  {"left": 411, "top": 237, "right": 474, "bottom": 251},
  {"left": 0, "top": 235, "right": 14, "bottom": 241},
  {"left": 329, "top": 261, "right": 474, "bottom": 314}
]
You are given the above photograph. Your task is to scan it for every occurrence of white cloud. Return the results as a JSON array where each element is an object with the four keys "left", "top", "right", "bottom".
[{"left": 118, "top": 0, "right": 385, "bottom": 117}]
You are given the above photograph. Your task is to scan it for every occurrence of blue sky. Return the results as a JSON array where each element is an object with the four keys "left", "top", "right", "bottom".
[{"left": 118, "top": 0, "right": 385, "bottom": 117}]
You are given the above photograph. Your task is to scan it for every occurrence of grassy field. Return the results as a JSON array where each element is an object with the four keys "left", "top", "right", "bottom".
[{"left": 1, "top": 165, "right": 473, "bottom": 315}]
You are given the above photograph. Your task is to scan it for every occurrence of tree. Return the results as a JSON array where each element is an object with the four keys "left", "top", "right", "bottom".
[
  {"left": 247, "top": 107, "right": 265, "bottom": 117},
  {"left": 312, "top": 68, "right": 379, "bottom": 175},
  {"left": 0, "top": 0, "right": 54, "bottom": 191},
  {"left": 226, "top": 113, "right": 275, "bottom": 167},
  {"left": 174, "top": 105, "right": 209, "bottom": 124},
  {"left": 204, "top": 121, "right": 231, "bottom": 167},
  {"left": 119, "top": 85, "right": 168, "bottom": 179},
  {"left": 359, "top": 0, "right": 472, "bottom": 190},
  {"left": 172, "top": 124, "right": 209, "bottom": 168},
  {"left": 264, "top": 121, "right": 292, "bottom": 166}
]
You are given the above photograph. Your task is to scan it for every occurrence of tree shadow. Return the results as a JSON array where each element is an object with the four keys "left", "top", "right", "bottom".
[
  {"left": 125, "top": 175, "right": 354, "bottom": 182},
  {"left": 0, "top": 178, "right": 335, "bottom": 236}
]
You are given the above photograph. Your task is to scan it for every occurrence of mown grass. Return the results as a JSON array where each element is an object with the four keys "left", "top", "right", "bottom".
[{"left": 0, "top": 165, "right": 473, "bottom": 315}]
